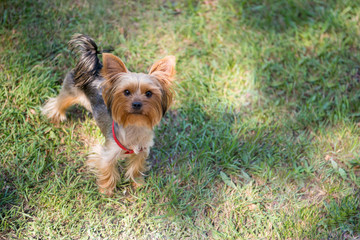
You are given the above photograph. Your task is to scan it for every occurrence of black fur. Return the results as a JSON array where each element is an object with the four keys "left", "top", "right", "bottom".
[
  {"left": 67, "top": 34, "right": 112, "bottom": 137},
  {"left": 68, "top": 34, "right": 103, "bottom": 89}
]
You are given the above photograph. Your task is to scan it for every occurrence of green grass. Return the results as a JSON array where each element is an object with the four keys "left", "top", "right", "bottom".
[{"left": 1, "top": 0, "right": 360, "bottom": 238}]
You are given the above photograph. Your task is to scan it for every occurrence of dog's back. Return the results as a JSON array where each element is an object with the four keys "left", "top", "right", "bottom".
[
  {"left": 69, "top": 34, "right": 113, "bottom": 135},
  {"left": 42, "top": 34, "right": 111, "bottom": 135}
]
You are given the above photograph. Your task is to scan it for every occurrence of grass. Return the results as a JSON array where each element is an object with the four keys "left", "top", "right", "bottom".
[{"left": 1, "top": 0, "right": 360, "bottom": 238}]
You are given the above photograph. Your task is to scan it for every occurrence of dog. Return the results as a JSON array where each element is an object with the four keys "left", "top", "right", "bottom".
[{"left": 42, "top": 34, "right": 176, "bottom": 196}]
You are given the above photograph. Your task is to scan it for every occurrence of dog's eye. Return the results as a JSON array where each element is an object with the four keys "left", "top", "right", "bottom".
[
  {"left": 145, "top": 91, "right": 152, "bottom": 98},
  {"left": 124, "top": 90, "right": 131, "bottom": 96}
]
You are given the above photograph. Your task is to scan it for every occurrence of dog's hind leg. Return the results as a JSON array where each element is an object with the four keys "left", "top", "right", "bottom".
[{"left": 42, "top": 71, "right": 91, "bottom": 123}]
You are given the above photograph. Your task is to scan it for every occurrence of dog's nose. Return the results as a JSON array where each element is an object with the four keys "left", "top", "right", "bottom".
[{"left": 132, "top": 102, "right": 142, "bottom": 110}]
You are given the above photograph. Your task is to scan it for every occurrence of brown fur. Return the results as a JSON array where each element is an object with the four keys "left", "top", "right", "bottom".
[
  {"left": 101, "top": 54, "right": 175, "bottom": 129},
  {"left": 42, "top": 88, "right": 91, "bottom": 123},
  {"left": 96, "top": 54, "right": 175, "bottom": 194},
  {"left": 43, "top": 48, "right": 176, "bottom": 196}
]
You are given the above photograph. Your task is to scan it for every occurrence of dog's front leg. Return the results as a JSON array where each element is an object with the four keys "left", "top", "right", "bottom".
[
  {"left": 87, "top": 144, "right": 121, "bottom": 196},
  {"left": 125, "top": 150, "right": 149, "bottom": 187}
]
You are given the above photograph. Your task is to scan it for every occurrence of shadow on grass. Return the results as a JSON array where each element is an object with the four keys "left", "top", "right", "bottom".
[
  {"left": 233, "top": 0, "right": 356, "bottom": 32},
  {"left": 2, "top": 0, "right": 360, "bottom": 237},
  {"left": 0, "top": 171, "right": 21, "bottom": 234},
  {"left": 238, "top": 0, "right": 360, "bottom": 125},
  {"left": 150, "top": 99, "right": 359, "bottom": 236},
  {"left": 148, "top": 0, "right": 360, "bottom": 227}
]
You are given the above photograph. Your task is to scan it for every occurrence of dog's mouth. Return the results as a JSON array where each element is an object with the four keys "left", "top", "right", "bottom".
[
  {"left": 130, "top": 111, "right": 143, "bottom": 115},
  {"left": 122, "top": 111, "right": 151, "bottom": 128}
]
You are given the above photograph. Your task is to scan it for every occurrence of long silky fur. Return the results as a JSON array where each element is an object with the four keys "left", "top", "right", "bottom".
[
  {"left": 150, "top": 72, "right": 174, "bottom": 115},
  {"left": 68, "top": 34, "right": 102, "bottom": 89},
  {"left": 43, "top": 35, "right": 176, "bottom": 195}
]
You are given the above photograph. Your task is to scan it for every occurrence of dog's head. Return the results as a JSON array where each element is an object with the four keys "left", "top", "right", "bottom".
[{"left": 101, "top": 53, "right": 175, "bottom": 128}]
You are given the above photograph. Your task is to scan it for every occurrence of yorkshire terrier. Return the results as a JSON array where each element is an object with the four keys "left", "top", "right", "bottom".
[{"left": 42, "top": 34, "right": 176, "bottom": 195}]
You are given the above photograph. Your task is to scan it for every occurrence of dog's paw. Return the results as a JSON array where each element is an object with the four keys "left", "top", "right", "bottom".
[
  {"left": 41, "top": 98, "right": 67, "bottom": 123},
  {"left": 131, "top": 176, "right": 146, "bottom": 188},
  {"left": 99, "top": 187, "right": 114, "bottom": 197}
]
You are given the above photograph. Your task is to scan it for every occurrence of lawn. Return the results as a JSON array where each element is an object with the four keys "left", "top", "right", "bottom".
[{"left": 1, "top": 0, "right": 360, "bottom": 239}]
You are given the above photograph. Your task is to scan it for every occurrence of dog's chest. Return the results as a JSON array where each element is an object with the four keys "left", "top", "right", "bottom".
[{"left": 117, "top": 126, "right": 154, "bottom": 153}]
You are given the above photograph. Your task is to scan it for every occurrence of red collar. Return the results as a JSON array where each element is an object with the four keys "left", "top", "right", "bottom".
[{"left": 112, "top": 121, "right": 134, "bottom": 154}]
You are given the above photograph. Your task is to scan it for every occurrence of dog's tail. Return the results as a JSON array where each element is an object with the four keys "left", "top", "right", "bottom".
[{"left": 68, "top": 34, "right": 102, "bottom": 88}]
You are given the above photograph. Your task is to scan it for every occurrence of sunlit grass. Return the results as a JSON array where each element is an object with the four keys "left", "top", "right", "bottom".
[{"left": 1, "top": 0, "right": 360, "bottom": 238}]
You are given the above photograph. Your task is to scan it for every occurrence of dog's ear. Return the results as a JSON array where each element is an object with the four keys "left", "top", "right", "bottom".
[
  {"left": 102, "top": 53, "right": 128, "bottom": 78},
  {"left": 149, "top": 56, "right": 176, "bottom": 115},
  {"left": 149, "top": 56, "right": 176, "bottom": 81},
  {"left": 101, "top": 53, "right": 128, "bottom": 111}
]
